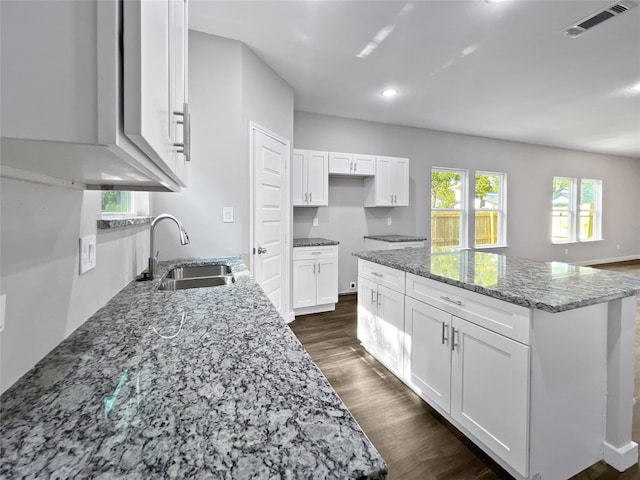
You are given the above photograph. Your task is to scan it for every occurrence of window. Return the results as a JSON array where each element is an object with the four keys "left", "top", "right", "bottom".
[
  {"left": 101, "top": 191, "right": 134, "bottom": 215},
  {"left": 474, "top": 172, "right": 506, "bottom": 247},
  {"left": 579, "top": 179, "right": 602, "bottom": 241},
  {"left": 431, "top": 168, "right": 467, "bottom": 248},
  {"left": 551, "top": 177, "right": 602, "bottom": 243}
]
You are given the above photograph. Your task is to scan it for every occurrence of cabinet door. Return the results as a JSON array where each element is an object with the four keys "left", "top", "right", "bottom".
[
  {"left": 316, "top": 258, "right": 338, "bottom": 305},
  {"left": 307, "top": 151, "right": 329, "bottom": 206},
  {"left": 390, "top": 157, "right": 409, "bottom": 206},
  {"left": 123, "top": 0, "right": 173, "bottom": 172},
  {"left": 292, "top": 150, "right": 307, "bottom": 206},
  {"left": 374, "top": 156, "right": 393, "bottom": 206},
  {"left": 169, "top": 0, "right": 188, "bottom": 186},
  {"left": 451, "top": 317, "right": 530, "bottom": 477},
  {"left": 357, "top": 277, "right": 378, "bottom": 353},
  {"left": 404, "top": 297, "right": 452, "bottom": 413},
  {"left": 328, "top": 152, "right": 352, "bottom": 175},
  {"left": 293, "top": 260, "right": 317, "bottom": 309},
  {"left": 375, "top": 284, "right": 405, "bottom": 376},
  {"left": 353, "top": 154, "right": 376, "bottom": 176}
]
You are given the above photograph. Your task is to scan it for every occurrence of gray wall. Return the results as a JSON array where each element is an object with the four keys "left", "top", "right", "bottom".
[
  {"left": 153, "top": 31, "right": 294, "bottom": 267},
  {"left": 293, "top": 111, "right": 640, "bottom": 294},
  {"left": 0, "top": 180, "right": 149, "bottom": 393}
]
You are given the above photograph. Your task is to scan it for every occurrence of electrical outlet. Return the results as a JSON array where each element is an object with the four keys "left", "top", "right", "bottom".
[
  {"left": 313, "top": 218, "right": 319, "bottom": 227},
  {"left": 564, "top": 248, "right": 569, "bottom": 255},
  {"left": 0, "top": 294, "right": 5, "bottom": 333},
  {"left": 79, "top": 235, "right": 97, "bottom": 274},
  {"left": 223, "top": 207, "right": 234, "bottom": 223},
  {"left": 349, "top": 281, "right": 357, "bottom": 290},
  {"left": 617, "top": 244, "right": 620, "bottom": 250},
  {"left": 387, "top": 217, "right": 392, "bottom": 226}
]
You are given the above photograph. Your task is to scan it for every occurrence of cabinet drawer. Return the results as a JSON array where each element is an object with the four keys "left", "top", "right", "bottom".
[
  {"left": 359, "top": 260, "right": 405, "bottom": 294},
  {"left": 405, "top": 273, "right": 531, "bottom": 344},
  {"left": 387, "top": 241, "right": 424, "bottom": 250},
  {"left": 293, "top": 245, "right": 337, "bottom": 261}
]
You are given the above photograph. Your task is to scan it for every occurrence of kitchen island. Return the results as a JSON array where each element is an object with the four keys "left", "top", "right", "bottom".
[
  {"left": 353, "top": 248, "right": 640, "bottom": 480},
  {"left": 0, "top": 257, "right": 386, "bottom": 479}
]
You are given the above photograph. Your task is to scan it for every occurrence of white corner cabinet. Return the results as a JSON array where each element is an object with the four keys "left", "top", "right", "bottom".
[
  {"left": 293, "top": 245, "right": 338, "bottom": 315},
  {"left": 358, "top": 258, "right": 624, "bottom": 480},
  {"left": 364, "top": 156, "right": 409, "bottom": 207},
  {"left": 0, "top": 0, "right": 190, "bottom": 192},
  {"left": 328, "top": 152, "right": 376, "bottom": 176},
  {"left": 292, "top": 150, "right": 329, "bottom": 207}
]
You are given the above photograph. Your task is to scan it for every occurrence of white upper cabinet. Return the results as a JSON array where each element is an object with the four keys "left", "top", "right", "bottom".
[
  {"left": 292, "top": 149, "right": 329, "bottom": 207},
  {"left": 364, "top": 156, "right": 409, "bottom": 207},
  {"left": 328, "top": 152, "right": 376, "bottom": 176},
  {"left": 0, "top": 0, "right": 189, "bottom": 191}
]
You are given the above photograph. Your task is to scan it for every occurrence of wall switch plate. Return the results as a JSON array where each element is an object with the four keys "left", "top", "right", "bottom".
[
  {"left": 0, "top": 294, "right": 5, "bottom": 333},
  {"left": 313, "top": 217, "right": 319, "bottom": 227},
  {"left": 79, "top": 235, "right": 97, "bottom": 274},
  {"left": 223, "top": 207, "right": 234, "bottom": 223},
  {"left": 387, "top": 217, "right": 392, "bottom": 226}
]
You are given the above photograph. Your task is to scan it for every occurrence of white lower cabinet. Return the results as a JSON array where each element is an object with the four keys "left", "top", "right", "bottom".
[{"left": 293, "top": 246, "right": 338, "bottom": 315}]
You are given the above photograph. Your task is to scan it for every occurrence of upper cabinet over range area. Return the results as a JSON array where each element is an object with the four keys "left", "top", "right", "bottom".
[
  {"left": 293, "top": 149, "right": 410, "bottom": 207},
  {"left": 0, "top": 0, "right": 190, "bottom": 192}
]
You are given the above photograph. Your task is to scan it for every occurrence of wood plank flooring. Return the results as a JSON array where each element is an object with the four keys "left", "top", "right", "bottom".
[{"left": 289, "top": 260, "right": 640, "bottom": 480}]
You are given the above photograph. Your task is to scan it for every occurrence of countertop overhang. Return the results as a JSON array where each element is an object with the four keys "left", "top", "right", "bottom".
[
  {"left": 0, "top": 257, "right": 386, "bottom": 479},
  {"left": 354, "top": 248, "right": 640, "bottom": 313}
]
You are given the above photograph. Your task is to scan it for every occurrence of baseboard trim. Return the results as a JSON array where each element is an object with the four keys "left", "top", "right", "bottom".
[{"left": 603, "top": 440, "right": 638, "bottom": 472}]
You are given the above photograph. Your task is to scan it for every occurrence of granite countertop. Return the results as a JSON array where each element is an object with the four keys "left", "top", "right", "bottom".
[
  {"left": 364, "top": 235, "right": 427, "bottom": 242},
  {"left": 0, "top": 257, "right": 386, "bottom": 479},
  {"left": 353, "top": 248, "right": 640, "bottom": 313},
  {"left": 293, "top": 238, "right": 340, "bottom": 247}
]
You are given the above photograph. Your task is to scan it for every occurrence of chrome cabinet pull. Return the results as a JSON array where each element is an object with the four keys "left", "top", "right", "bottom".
[
  {"left": 304, "top": 192, "right": 308, "bottom": 203},
  {"left": 173, "top": 103, "right": 190, "bottom": 161},
  {"left": 309, "top": 192, "right": 312, "bottom": 203},
  {"left": 354, "top": 162, "right": 357, "bottom": 172},
  {"left": 376, "top": 292, "right": 381, "bottom": 307},
  {"left": 371, "top": 272, "right": 383, "bottom": 278},
  {"left": 451, "top": 327, "right": 458, "bottom": 351},
  {"left": 440, "top": 296, "right": 462, "bottom": 306},
  {"left": 370, "top": 289, "right": 375, "bottom": 305},
  {"left": 318, "top": 262, "right": 321, "bottom": 273},
  {"left": 313, "top": 263, "right": 316, "bottom": 274},
  {"left": 349, "top": 161, "right": 353, "bottom": 171},
  {"left": 390, "top": 194, "right": 394, "bottom": 203},
  {"left": 441, "top": 322, "right": 449, "bottom": 345}
]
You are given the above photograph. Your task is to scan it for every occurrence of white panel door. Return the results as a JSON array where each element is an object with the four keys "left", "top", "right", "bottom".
[
  {"left": 316, "top": 257, "right": 338, "bottom": 305},
  {"left": 353, "top": 154, "right": 376, "bottom": 175},
  {"left": 123, "top": 0, "right": 172, "bottom": 172},
  {"left": 169, "top": 0, "right": 188, "bottom": 185},
  {"left": 390, "top": 157, "right": 409, "bottom": 206},
  {"left": 451, "top": 317, "right": 530, "bottom": 477},
  {"left": 375, "top": 284, "right": 405, "bottom": 376},
  {"left": 375, "top": 157, "right": 392, "bottom": 206},
  {"left": 252, "top": 125, "right": 289, "bottom": 317},
  {"left": 405, "top": 297, "right": 452, "bottom": 413},
  {"left": 292, "top": 150, "right": 306, "bottom": 206},
  {"left": 328, "top": 152, "right": 352, "bottom": 175}
]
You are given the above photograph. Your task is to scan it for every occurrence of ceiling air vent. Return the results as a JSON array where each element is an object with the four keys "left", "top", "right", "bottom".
[{"left": 562, "top": 0, "right": 638, "bottom": 38}]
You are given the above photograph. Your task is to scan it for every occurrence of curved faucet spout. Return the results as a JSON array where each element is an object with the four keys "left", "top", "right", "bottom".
[{"left": 148, "top": 214, "right": 190, "bottom": 278}]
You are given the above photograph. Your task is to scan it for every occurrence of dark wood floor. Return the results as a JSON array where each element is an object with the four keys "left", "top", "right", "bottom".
[{"left": 289, "top": 261, "right": 640, "bottom": 480}]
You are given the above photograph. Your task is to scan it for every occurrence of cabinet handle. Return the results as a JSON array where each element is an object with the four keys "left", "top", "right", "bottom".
[
  {"left": 394, "top": 194, "right": 397, "bottom": 204},
  {"left": 354, "top": 162, "right": 357, "bottom": 172},
  {"left": 441, "top": 322, "right": 449, "bottom": 345},
  {"left": 451, "top": 327, "right": 458, "bottom": 351},
  {"left": 318, "top": 262, "right": 321, "bottom": 273},
  {"left": 313, "top": 264, "right": 316, "bottom": 274},
  {"left": 376, "top": 292, "right": 381, "bottom": 308},
  {"left": 349, "top": 161, "right": 353, "bottom": 172},
  {"left": 304, "top": 192, "right": 308, "bottom": 203},
  {"left": 440, "top": 296, "right": 462, "bottom": 306},
  {"left": 173, "top": 103, "right": 190, "bottom": 162},
  {"left": 309, "top": 192, "right": 312, "bottom": 203},
  {"left": 371, "top": 289, "right": 375, "bottom": 305},
  {"left": 371, "top": 272, "right": 383, "bottom": 278},
  {"left": 390, "top": 194, "right": 394, "bottom": 203}
]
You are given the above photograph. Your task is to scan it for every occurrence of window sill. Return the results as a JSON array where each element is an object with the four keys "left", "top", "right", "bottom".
[
  {"left": 552, "top": 239, "right": 603, "bottom": 245},
  {"left": 474, "top": 244, "right": 509, "bottom": 250},
  {"left": 97, "top": 216, "right": 153, "bottom": 230}
]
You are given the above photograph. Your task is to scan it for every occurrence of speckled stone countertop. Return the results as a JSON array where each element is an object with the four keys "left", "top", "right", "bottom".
[
  {"left": 364, "top": 235, "right": 427, "bottom": 242},
  {"left": 0, "top": 257, "right": 386, "bottom": 479},
  {"left": 293, "top": 238, "right": 340, "bottom": 247},
  {"left": 354, "top": 248, "right": 640, "bottom": 313}
]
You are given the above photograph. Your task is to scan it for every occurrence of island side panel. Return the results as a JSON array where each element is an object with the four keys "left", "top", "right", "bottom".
[{"left": 604, "top": 295, "right": 639, "bottom": 471}]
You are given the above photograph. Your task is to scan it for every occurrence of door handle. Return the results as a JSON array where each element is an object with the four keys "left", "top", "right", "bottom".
[
  {"left": 370, "top": 289, "right": 375, "bottom": 305},
  {"left": 440, "top": 296, "right": 462, "bottom": 306},
  {"left": 451, "top": 327, "right": 458, "bottom": 351},
  {"left": 317, "top": 262, "right": 321, "bottom": 273},
  {"left": 257, "top": 247, "right": 267, "bottom": 254},
  {"left": 309, "top": 192, "right": 312, "bottom": 203},
  {"left": 354, "top": 162, "right": 357, "bottom": 172},
  {"left": 313, "top": 263, "right": 316, "bottom": 274},
  {"left": 441, "top": 322, "right": 449, "bottom": 345},
  {"left": 304, "top": 192, "right": 308, "bottom": 203}
]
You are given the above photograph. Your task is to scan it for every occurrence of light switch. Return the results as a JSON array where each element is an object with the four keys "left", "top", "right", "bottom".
[
  {"left": 79, "top": 235, "right": 97, "bottom": 274},
  {"left": 223, "top": 207, "right": 234, "bottom": 223},
  {"left": 313, "top": 217, "right": 319, "bottom": 227},
  {"left": 387, "top": 217, "right": 392, "bottom": 226}
]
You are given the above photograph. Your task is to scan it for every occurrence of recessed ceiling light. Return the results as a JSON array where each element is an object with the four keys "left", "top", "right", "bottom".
[{"left": 381, "top": 88, "right": 399, "bottom": 98}]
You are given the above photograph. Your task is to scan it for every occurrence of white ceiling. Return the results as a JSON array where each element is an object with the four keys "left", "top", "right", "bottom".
[{"left": 190, "top": 0, "right": 640, "bottom": 158}]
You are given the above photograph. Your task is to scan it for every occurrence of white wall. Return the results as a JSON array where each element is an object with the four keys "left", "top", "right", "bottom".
[
  {"left": 293, "top": 111, "right": 640, "bottom": 293},
  {"left": 152, "top": 31, "right": 294, "bottom": 266},
  {"left": 0, "top": 179, "right": 149, "bottom": 393}
]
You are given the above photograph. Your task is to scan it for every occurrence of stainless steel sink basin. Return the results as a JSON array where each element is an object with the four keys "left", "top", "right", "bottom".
[
  {"left": 165, "top": 264, "right": 232, "bottom": 279},
  {"left": 158, "top": 264, "right": 235, "bottom": 291}
]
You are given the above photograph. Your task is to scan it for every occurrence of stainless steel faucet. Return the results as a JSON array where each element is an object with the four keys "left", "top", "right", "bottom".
[{"left": 148, "top": 214, "right": 190, "bottom": 279}]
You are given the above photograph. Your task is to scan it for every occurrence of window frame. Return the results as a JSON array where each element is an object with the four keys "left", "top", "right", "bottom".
[
  {"left": 430, "top": 167, "right": 468, "bottom": 249},
  {"left": 551, "top": 176, "right": 602, "bottom": 244},
  {"left": 474, "top": 171, "right": 507, "bottom": 248},
  {"left": 579, "top": 178, "right": 602, "bottom": 242},
  {"left": 551, "top": 176, "right": 577, "bottom": 244}
]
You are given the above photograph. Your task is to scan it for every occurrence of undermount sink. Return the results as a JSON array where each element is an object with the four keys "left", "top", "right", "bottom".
[
  {"left": 165, "top": 264, "right": 232, "bottom": 279},
  {"left": 159, "top": 264, "right": 235, "bottom": 291}
]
